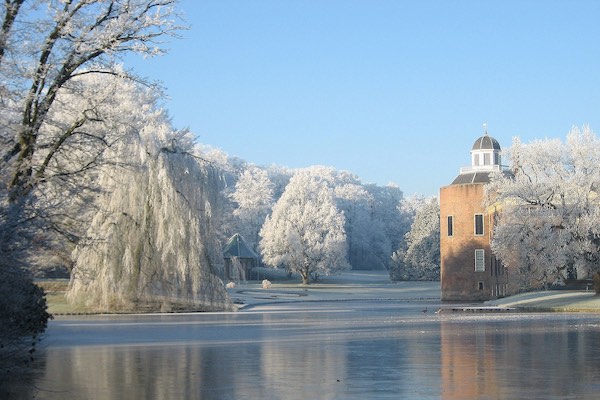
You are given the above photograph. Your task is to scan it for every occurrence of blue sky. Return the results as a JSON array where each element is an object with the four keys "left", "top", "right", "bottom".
[{"left": 127, "top": 0, "right": 600, "bottom": 196}]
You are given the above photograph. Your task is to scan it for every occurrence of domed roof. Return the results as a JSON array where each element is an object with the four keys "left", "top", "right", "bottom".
[{"left": 472, "top": 134, "right": 501, "bottom": 151}]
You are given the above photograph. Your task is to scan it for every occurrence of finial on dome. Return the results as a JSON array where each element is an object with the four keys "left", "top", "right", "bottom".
[{"left": 483, "top": 122, "right": 488, "bottom": 135}]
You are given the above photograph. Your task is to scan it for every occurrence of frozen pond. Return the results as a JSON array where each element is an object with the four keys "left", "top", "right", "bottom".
[{"left": 6, "top": 298, "right": 600, "bottom": 399}]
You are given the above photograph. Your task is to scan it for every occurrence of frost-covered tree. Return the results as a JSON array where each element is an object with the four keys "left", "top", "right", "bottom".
[
  {"left": 1, "top": 0, "right": 181, "bottom": 371},
  {"left": 363, "top": 183, "right": 404, "bottom": 270},
  {"left": 334, "top": 182, "right": 374, "bottom": 269},
  {"left": 259, "top": 167, "right": 349, "bottom": 284},
  {"left": 390, "top": 197, "right": 440, "bottom": 281},
  {"left": 487, "top": 126, "right": 600, "bottom": 292},
  {"left": 230, "top": 166, "right": 274, "bottom": 250},
  {"left": 2, "top": 0, "right": 182, "bottom": 203},
  {"left": 67, "top": 109, "right": 233, "bottom": 312},
  {"left": 194, "top": 144, "right": 250, "bottom": 243}
]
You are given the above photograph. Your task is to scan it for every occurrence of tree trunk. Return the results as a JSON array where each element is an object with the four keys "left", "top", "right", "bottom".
[
  {"left": 593, "top": 272, "right": 600, "bottom": 295},
  {"left": 300, "top": 270, "right": 310, "bottom": 285}
]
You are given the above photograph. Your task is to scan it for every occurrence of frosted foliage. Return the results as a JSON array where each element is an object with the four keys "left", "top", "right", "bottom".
[
  {"left": 230, "top": 166, "right": 274, "bottom": 248},
  {"left": 232, "top": 167, "right": 274, "bottom": 214},
  {"left": 391, "top": 197, "right": 440, "bottom": 281},
  {"left": 362, "top": 184, "right": 404, "bottom": 270},
  {"left": 259, "top": 168, "right": 349, "bottom": 284},
  {"left": 67, "top": 130, "right": 233, "bottom": 312},
  {"left": 488, "top": 126, "right": 600, "bottom": 290},
  {"left": 334, "top": 183, "right": 375, "bottom": 268}
]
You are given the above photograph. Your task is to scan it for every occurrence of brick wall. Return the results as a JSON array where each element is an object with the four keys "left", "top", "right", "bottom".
[{"left": 440, "top": 183, "right": 500, "bottom": 301}]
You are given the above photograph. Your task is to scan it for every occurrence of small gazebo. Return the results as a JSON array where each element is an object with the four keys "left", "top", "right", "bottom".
[{"left": 222, "top": 233, "right": 258, "bottom": 281}]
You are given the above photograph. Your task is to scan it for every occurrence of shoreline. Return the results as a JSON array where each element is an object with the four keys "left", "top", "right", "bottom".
[{"left": 40, "top": 271, "right": 600, "bottom": 315}]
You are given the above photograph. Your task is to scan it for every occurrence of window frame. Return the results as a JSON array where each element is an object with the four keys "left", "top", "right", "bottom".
[
  {"left": 483, "top": 153, "right": 491, "bottom": 165},
  {"left": 474, "top": 213, "right": 484, "bottom": 236},
  {"left": 447, "top": 215, "right": 454, "bottom": 237},
  {"left": 475, "top": 249, "right": 485, "bottom": 272}
]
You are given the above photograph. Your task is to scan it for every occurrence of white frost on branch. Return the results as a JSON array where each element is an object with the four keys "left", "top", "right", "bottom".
[
  {"left": 259, "top": 167, "right": 349, "bottom": 284},
  {"left": 67, "top": 96, "right": 233, "bottom": 312},
  {"left": 487, "top": 126, "right": 600, "bottom": 290}
]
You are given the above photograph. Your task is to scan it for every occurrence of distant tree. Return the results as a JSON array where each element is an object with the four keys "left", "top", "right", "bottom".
[
  {"left": 363, "top": 184, "right": 404, "bottom": 270},
  {"left": 390, "top": 197, "right": 440, "bottom": 281},
  {"left": 334, "top": 182, "right": 374, "bottom": 269},
  {"left": 259, "top": 168, "right": 349, "bottom": 284},
  {"left": 487, "top": 126, "right": 600, "bottom": 293},
  {"left": 194, "top": 145, "right": 248, "bottom": 246},
  {"left": 230, "top": 166, "right": 274, "bottom": 250}
]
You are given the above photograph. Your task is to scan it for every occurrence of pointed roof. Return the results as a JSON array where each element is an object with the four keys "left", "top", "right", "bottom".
[{"left": 223, "top": 233, "right": 258, "bottom": 259}]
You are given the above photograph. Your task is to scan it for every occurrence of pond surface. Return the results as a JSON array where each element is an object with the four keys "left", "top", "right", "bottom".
[{"left": 5, "top": 300, "right": 600, "bottom": 399}]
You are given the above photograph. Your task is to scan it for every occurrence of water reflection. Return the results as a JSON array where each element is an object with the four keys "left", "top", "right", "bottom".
[
  {"left": 440, "top": 315, "right": 600, "bottom": 400},
  {"left": 6, "top": 306, "right": 600, "bottom": 399}
]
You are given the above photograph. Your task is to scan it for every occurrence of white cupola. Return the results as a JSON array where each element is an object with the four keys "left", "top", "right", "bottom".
[{"left": 469, "top": 129, "right": 501, "bottom": 171}]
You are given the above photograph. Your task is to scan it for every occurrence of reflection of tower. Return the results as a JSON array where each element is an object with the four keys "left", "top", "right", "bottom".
[
  {"left": 440, "top": 320, "right": 502, "bottom": 400},
  {"left": 439, "top": 128, "right": 509, "bottom": 301}
]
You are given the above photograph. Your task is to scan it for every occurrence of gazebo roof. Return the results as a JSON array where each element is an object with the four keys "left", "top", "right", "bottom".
[{"left": 223, "top": 233, "right": 258, "bottom": 259}]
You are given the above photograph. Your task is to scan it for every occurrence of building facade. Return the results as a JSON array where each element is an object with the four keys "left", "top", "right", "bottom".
[{"left": 439, "top": 133, "right": 509, "bottom": 301}]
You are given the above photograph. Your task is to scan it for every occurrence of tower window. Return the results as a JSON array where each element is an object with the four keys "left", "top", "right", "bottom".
[
  {"left": 484, "top": 153, "right": 491, "bottom": 165},
  {"left": 474, "top": 214, "right": 484, "bottom": 236},
  {"left": 478, "top": 281, "right": 484, "bottom": 291},
  {"left": 447, "top": 216, "right": 454, "bottom": 236},
  {"left": 475, "top": 249, "right": 485, "bottom": 272}
]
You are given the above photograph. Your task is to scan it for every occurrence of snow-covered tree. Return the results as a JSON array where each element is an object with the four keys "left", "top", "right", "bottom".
[
  {"left": 487, "top": 126, "right": 600, "bottom": 292},
  {"left": 390, "top": 197, "right": 440, "bottom": 281},
  {"left": 363, "top": 183, "right": 404, "bottom": 270},
  {"left": 1, "top": 0, "right": 181, "bottom": 369},
  {"left": 230, "top": 166, "right": 274, "bottom": 250},
  {"left": 259, "top": 168, "right": 349, "bottom": 284},
  {"left": 67, "top": 107, "right": 233, "bottom": 312},
  {"left": 2, "top": 0, "right": 182, "bottom": 203},
  {"left": 334, "top": 182, "right": 374, "bottom": 269}
]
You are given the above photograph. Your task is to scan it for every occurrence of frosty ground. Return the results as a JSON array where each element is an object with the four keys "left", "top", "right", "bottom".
[
  {"left": 44, "top": 270, "right": 600, "bottom": 314},
  {"left": 226, "top": 270, "right": 600, "bottom": 313}
]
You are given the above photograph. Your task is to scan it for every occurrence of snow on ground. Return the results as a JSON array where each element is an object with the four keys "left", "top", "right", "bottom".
[
  {"left": 229, "top": 269, "right": 600, "bottom": 312},
  {"left": 227, "top": 270, "right": 441, "bottom": 310},
  {"left": 486, "top": 289, "right": 600, "bottom": 311}
]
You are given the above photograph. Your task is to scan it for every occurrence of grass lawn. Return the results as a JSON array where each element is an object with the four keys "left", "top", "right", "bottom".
[{"left": 35, "top": 279, "right": 86, "bottom": 315}]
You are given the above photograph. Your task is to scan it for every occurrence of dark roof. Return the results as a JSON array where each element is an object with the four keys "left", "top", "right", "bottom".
[
  {"left": 451, "top": 172, "right": 492, "bottom": 185},
  {"left": 472, "top": 134, "right": 501, "bottom": 151},
  {"left": 223, "top": 233, "right": 258, "bottom": 259},
  {"left": 451, "top": 169, "right": 514, "bottom": 185}
]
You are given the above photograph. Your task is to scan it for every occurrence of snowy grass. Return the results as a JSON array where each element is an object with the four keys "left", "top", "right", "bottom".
[
  {"left": 486, "top": 290, "right": 600, "bottom": 312},
  {"left": 40, "top": 271, "right": 600, "bottom": 314}
]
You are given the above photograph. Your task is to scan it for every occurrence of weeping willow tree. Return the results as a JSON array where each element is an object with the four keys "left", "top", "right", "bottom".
[{"left": 67, "top": 126, "right": 234, "bottom": 312}]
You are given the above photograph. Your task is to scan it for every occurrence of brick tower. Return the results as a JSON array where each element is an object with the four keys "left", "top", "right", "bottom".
[{"left": 439, "top": 131, "right": 509, "bottom": 301}]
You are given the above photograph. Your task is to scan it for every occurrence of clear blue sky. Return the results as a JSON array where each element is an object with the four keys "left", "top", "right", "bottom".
[{"left": 127, "top": 0, "right": 600, "bottom": 196}]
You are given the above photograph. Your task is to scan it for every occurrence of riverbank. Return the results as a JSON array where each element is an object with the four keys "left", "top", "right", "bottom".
[
  {"left": 39, "top": 271, "right": 600, "bottom": 314},
  {"left": 485, "top": 289, "right": 600, "bottom": 312},
  {"left": 228, "top": 270, "right": 600, "bottom": 312},
  {"left": 227, "top": 271, "right": 440, "bottom": 310}
]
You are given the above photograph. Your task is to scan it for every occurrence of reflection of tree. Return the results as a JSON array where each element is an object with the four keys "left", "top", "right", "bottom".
[
  {"left": 260, "top": 339, "right": 347, "bottom": 399},
  {"left": 34, "top": 345, "right": 273, "bottom": 399}
]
